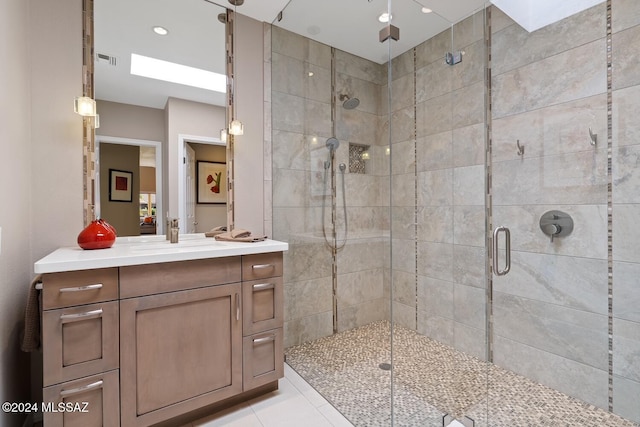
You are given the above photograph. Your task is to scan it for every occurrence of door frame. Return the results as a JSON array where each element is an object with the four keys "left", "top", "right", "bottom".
[
  {"left": 96, "top": 135, "right": 163, "bottom": 234},
  {"left": 178, "top": 134, "right": 226, "bottom": 233}
]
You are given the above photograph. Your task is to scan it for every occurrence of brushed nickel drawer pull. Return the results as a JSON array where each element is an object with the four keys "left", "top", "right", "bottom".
[
  {"left": 252, "top": 282, "right": 275, "bottom": 291},
  {"left": 60, "top": 309, "right": 103, "bottom": 322},
  {"left": 252, "top": 264, "right": 274, "bottom": 270},
  {"left": 253, "top": 335, "right": 276, "bottom": 345},
  {"left": 235, "top": 293, "right": 240, "bottom": 321},
  {"left": 60, "top": 380, "right": 104, "bottom": 398},
  {"left": 59, "top": 283, "right": 103, "bottom": 293}
]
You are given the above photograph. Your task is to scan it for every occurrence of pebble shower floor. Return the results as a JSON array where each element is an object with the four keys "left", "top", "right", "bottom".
[{"left": 285, "top": 321, "right": 639, "bottom": 427}]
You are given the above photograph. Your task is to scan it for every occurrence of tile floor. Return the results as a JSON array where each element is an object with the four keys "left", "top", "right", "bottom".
[
  {"left": 186, "top": 364, "right": 354, "bottom": 427},
  {"left": 285, "top": 321, "right": 640, "bottom": 427}
]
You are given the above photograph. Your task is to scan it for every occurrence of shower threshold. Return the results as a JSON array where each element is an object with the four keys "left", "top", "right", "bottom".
[{"left": 443, "top": 414, "right": 474, "bottom": 427}]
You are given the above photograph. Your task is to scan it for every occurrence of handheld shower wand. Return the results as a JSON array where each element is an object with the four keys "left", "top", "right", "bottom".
[{"left": 322, "top": 137, "right": 348, "bottom": 251}]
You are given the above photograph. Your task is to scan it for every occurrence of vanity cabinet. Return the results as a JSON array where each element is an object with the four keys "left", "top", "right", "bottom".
[
  {"left": 37, "top": 243, "right": 286, "bottom": 427},
  {"left": 241, "top": 253, "right": 284, "bottom": 390},
  {"left": 40, "top": 268, "right": 120, "bottom": 427}
]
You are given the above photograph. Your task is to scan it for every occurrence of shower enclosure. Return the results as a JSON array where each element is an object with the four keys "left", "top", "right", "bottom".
[{"left": 270, "top": 0, "right": 640, "bottom": 425}]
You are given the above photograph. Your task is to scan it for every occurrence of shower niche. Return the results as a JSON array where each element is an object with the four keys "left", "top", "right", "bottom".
[{"left": 348, "top": 143, "right": 370, "bottom": 174}]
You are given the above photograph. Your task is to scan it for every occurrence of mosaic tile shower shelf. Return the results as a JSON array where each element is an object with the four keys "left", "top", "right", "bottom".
[{"left": 285, "top": 321, "right": 640, "bottom": 427}]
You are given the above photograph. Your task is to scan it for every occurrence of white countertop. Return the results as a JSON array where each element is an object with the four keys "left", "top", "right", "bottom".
[{"left": 34, "top": 234, "right": 289, "bottom": 274}]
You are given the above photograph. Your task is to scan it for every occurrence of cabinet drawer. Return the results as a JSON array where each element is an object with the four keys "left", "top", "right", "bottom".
[
  {"left": 120, "top": 257, "right": 241, "bottom": 298},
  {"left": 43, "top": 369, "right": 119, "bottom": 427},
  {"left": 42, "top": 268, "right": 118, "bottom": 310},
  {"left": 42, "top": 301, "right": 119, "bottom": 387},
  {"left": 242, "top": 277, "right": 283, "bottom": 336},
  {"left": 243, "top": 328, "right": 284, "bottom": 391},
  {"left": 242, "top": 253, "right": 283, "bottom": 281}
]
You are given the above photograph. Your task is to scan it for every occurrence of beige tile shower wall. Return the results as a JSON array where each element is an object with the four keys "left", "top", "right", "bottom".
[
  {"left": 491, "top": 4, "right": 610, "bottom": 410},
  {"left": 389, "top": 48, "right": 418, "bottom": 331},
  {"left": 272, "top": 27, "right": 389, "bottom": 345},
  {"left": 334, "top": 49, "right": 388, "bottom": 333},
  {"left": 272, "top": 27, "right": 334, "bottom": 347},
  {"left": 412, "top": 11, "right": 488, "bottom": 360},
  {"left": 611, "top": 0, "right": 640, "bottom": 423}
]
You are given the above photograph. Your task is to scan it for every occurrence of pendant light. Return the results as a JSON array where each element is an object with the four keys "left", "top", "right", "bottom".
[
  {"left": 74, "top": 96, "right": 97, "bottom": 116},
  {"left": 228, "top": 0, "right": 244, "bottom": 136}
]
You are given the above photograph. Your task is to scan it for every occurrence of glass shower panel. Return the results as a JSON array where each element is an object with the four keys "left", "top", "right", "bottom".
[
  {"left": 271, "top": 1, "right": 395, "bottom": 424},
  {"left": 270, "top": 23, "right": 335, "bottom": 349},
  {"left": 390, "top": 4, "right": 490, "bottom": 426}
]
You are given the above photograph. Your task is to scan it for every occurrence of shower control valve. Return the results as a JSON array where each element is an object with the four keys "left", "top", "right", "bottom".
[{"left": 539, "top": 210, "right": 573, "bottom": 243}]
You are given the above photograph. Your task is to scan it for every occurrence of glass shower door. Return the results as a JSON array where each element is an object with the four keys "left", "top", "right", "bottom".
[{"left": 486, "top": 2, "right": 640, "bottom": 426}]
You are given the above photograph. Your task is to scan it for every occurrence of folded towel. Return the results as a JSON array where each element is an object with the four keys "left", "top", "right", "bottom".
[
  {"left": 214, "top": 230, "right": 267, "bottom": 243},
  {"left": 21, "top": 275, "right": 42, "bottom": 352},
  {"left": 231, "top": 228, "right": 251, "bottom": 239},
  {"left": 205, "top": 225, "right": 227, "bottom": 238}
]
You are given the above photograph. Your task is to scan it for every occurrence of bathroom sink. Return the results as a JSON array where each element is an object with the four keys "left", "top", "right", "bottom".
[
  {"left": 123, "top": 235, "right": 222, "bottom": 251},
  {"left": 128, "top": 240, "right": 220, "bottom": 251}
]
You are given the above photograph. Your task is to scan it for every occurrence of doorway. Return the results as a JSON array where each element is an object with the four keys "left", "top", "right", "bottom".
[{"left": 178, "top": 134, "right": 226, "bottom": 234}]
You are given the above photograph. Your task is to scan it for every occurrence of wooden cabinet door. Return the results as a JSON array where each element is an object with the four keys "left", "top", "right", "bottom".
[
  {"left": 120, "top": 283, "right": 243, "bottom": 427},
  {"left": 42, "top": 301, "right": 119, "bottom": 387},
  {"left": 42, "top": 369, "right": 119, "bottom": 427},
  {"left": 242, "top": 277, "right": 283, "bottom": 336},
  {"left": 243, "top": 328, "right": 284, "bottom": 391}
]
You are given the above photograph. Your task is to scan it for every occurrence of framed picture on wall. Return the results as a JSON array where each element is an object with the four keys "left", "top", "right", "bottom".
[
  {"left": 197, "top": 161, "right": 227, "bottom": 204},
  {"left": 109, "top": 169, "right": 133, "bottom": 202}
]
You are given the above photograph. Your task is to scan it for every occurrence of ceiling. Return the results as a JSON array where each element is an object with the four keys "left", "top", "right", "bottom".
[{"left": 94, "top": 0, "right": 491, "bottom": 110}]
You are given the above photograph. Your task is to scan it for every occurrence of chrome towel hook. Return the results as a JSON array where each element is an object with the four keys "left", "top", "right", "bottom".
[{"left": 589, "top": 128, "right": 597, "bottom": 146}]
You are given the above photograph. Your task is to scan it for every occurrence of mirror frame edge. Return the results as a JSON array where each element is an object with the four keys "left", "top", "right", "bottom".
[
  {"left": 82, "top": 0, "right": 96, "bottom": 227},
  {"left": 226, "top": 8, "right": 235, "bottom": 232}
]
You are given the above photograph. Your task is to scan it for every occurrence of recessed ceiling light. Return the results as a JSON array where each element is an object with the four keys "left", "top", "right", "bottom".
[
  {"left": 130, "top": 53, "right": 226, "bottom": 93},
  {"left": 307, "top": 25, "right": 321, "bottom": 36},
  {"left": 308, "top": 71, "right": 314, "bottom": 77},
  {"left": 421, "top": 7, "right": 433, "bottom": 14},
  {"left": 153, "top": 26, "right": 169, "bottom": 36},
  {"left": 378, "top": 12, "right": 392, "bottom": 23}
]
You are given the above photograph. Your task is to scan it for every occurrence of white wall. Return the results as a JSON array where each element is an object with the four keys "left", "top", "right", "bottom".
[
  {"left": 29, "top": 0, "right": 84, "bottom": 254},
  {"left": 0, "top": 0, "right": 34, "bottom": 425},
  {"left": 165, "top": 97, "right": 226, "bottom": 219},
  {"left": 1, "top": 0, "right": 83, "bottom": 425},
  {"left": 97, "top": 100, "right": 165, "bottom": 142},
  {"left": 234, "top": 13, "right": 265, "bottom": 235}
]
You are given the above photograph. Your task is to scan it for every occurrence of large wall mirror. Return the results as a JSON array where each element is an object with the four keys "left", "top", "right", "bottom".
[{"left": 91, "top": 0, "right": 230, "bottom": 236}]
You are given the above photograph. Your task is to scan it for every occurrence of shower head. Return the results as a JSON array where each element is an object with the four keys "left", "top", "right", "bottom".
[
  {"left": 339, "top": 94, "right": 360, "bottom": 110},
  {"left": 326, "top": 137, "right": 340, "bottom": 153}
]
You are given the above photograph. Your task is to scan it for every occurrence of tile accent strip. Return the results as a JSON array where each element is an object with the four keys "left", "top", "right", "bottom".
[
  {"left": 606, "top": 0, "right": 614, "bottom": 413},
  {"left": 82, "top": 0, "right": 95, "bottom": 226},
  {"left": 413, "top": 47, "right": 419, "bottom": 329},
  {"left": 484, "top": 6, "right": 494, "bottom": 364}
]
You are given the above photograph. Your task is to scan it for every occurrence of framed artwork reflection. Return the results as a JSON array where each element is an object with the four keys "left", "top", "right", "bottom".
[
  {"left": 197, "top": 161, "right": 227, "bottom": 204},
  {"left": 109, "top": 169, "right": 133, "bottom": 202}
]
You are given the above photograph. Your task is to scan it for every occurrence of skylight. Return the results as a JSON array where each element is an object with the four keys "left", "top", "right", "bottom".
[
  {"left": 130, "top": 53, "right": 226, "bottom": 93},
  {"left": 490, "top": 0, "right": 605, "bottom": 32}
]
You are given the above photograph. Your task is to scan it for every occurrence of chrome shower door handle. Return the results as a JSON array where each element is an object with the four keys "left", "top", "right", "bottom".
[{"left": 493, "top": 226, "right": 511, "bottom": 276}]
